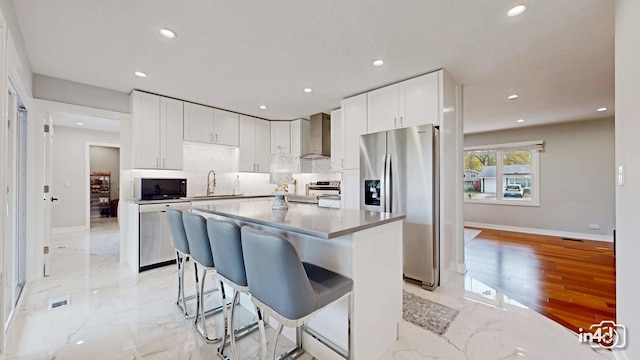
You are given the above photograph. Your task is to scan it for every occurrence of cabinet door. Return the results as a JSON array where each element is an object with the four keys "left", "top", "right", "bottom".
[
  {"left": 255, "top": 119, "right": 271, "bottom": 173},
  {"left": 160, "top": 97, "right": 184, "bottom": 169},
  {"left": 341, "top": 94, "right": 367, "bottom": 169},
  {"left": 330, "top": 109, "right": 343, "bottom": 171},
  {"left": 213, "top": 109, "right": 239, "bottom": 146},
  {"left": 290, "top": 119, "right": 309, "bottom": 172},
  {"left": 399, "top": 72, "right": 439, "bottom": 127},
  {"left": 238, "top": 115, "right": 257, "bottom": 172},
  {"left": 131, "top": 91, "right": 161, "bottom": 169},
  {"left": 367, "top": 84, "right": 399, "bottom": 133},
  {"left": 341, "top": 169, "right": 361, "bottom": 210},
  {"left": 184, "top": 102, "right": 214, "bottom": 143},
  {"left": 271, "top": 121, "right": 291, "bottom": 154}
]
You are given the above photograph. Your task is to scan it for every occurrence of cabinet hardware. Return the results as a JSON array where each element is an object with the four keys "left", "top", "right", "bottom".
[
  {"left": 394, "top": 118, "right": 397, "bottom": 128},
  {"left": 257, "top": 164, "right": 259, "bottom": 171},
  {"left": 156, "top": 158, "right": 159, "bottom": 167},
  {"left": 341, "top": 159, "right": 345, "bottom": 167},
  {"left": 400, "top": 116, "right": 403, "bottom": 127},
  {"left": 215, "top": 134, "right": 218, "bottom": 142},
  {"left": 210, "top": 133, "right": 213, "bottom": 142}
]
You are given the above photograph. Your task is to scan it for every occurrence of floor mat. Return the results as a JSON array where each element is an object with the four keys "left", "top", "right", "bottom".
[{"left": 403, "top": 291, "right": 459, "bottom": 335}]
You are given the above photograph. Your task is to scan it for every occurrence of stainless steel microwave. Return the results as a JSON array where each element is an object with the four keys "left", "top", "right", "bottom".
[{"left": 135, "top": 178, "right": 187, "bottom": 200}]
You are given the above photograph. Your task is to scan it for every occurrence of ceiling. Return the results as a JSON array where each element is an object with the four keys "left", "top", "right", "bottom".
[
  {"left": 12, "top": 0, "right": 614, "bottom": 134},
  {"left": 50, "top": 111, "right": 120, "bottom": 133}
]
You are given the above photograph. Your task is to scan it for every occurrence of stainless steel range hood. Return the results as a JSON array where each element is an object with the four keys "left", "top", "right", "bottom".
[{"left": 299, "top": 113, "right": 331, "bottom": 159}]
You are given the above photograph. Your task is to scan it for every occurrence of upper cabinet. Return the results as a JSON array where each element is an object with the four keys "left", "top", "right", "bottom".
[
  {"left": 341, "top": 93, "right": 368, "bottom": 170},
  {"left": 130, "top": 91, "right": 183, "bottom": 170},
  {"left": 367, "top": 71, "right": 439, "bottom": 133},
  {"left": 184, "top": 103, "right": 238, "bottom": 146},
  {"left": 271, "top": 121, "right": 291, "bottom": 154},
  {"left": 238, "top": 115, "right": 270, "bottom": 172},
  {"left": 330, "top": 109, "right": 343, "bottom": 172}
]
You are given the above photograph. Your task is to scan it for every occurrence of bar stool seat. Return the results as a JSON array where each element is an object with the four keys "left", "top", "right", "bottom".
[
  {"left": 241, "top": 226, "right": 353, "bottom": 360},
  {"left": 182, "top": 212, "right": 225, "bottom": 343},
  {"left": 206, "top": 217, "right": 259, "bottom": 359},
  {"left": 166, "top": 209, "right": 194, "bottom": 318}
]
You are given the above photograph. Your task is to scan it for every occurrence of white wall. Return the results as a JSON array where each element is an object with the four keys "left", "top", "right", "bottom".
[
  {"left": 464, "top": 118, "right": 615, "bottom": 241},
  {"left": 33, "top": 74, "right": 129, "bottom": 114},
  {"left": 51, "top": 126, "right": 119, "bottom": 229},
  {"left": 614, "top": 1, "right": 639, "bottom": 359}
]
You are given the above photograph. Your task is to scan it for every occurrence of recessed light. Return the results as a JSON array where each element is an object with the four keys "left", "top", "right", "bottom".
[
  {"left": 373, "top": 59, "right": 384, "bottom": 66},
  {"left": 259, "top": 105, "right": 267, "bottom": 110},
  {"left": 597, "top": 107, "right": 607, "bottom": 112},
  {"left": 76, "top": 340, "right": 84, "bottom": 345},
  {"left": 507, "top": 5, "right": 527, "bottom": 17},
  {"left": 134, "top": 71, "right": 147, "bottom": 78},
  {"left": 160, "top": 28, "right": 176, "bottom": 39},
  {"left": 75, "top": 122, "right": 84, "bottom": 126},
  {"left": 303, "top": 88, "right": 313, "bottom": 93},
  {"left": 517, "top": 119, "right": 525, "bottom": 123},
  {"left": 507, "top": 94, "right": 519, "bottom": 100}
]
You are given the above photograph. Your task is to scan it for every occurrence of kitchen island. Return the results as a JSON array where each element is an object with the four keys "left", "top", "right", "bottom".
[{"left": 193, "top": 200, "right": 405, "bottom": 360}]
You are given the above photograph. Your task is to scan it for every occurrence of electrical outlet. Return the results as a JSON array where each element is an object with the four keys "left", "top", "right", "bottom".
[{"left": 589, "top": 224, "right": 600, "bottom": 230}]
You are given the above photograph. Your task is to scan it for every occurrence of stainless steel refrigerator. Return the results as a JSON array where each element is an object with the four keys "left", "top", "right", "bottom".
[{"left": 360, "top": 125, "right": 439, "bottom": 290}]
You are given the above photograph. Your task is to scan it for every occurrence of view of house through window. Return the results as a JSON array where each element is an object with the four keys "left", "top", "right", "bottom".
[{"left": 464, "top": 142, "right": 541, "bottom": 205}]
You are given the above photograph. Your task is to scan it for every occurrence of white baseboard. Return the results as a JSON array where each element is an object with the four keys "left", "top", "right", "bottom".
[
  {"left": 464, "top": 222, "right": 613, "bottom": 243},
  {"left": 51, "top": 225, "right": 87, "bottom": 234}
]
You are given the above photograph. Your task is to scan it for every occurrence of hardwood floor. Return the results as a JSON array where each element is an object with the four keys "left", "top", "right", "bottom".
[{"left": 465, "top": 228, "right": 616, "bottom": 335}]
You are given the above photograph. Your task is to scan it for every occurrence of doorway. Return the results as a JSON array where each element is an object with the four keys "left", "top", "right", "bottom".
[{"left": 88, "top": 145, "right": 120, "bottom": 226}]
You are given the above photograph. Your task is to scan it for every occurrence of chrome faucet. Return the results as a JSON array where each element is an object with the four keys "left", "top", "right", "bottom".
[{"left": 206, "top": 170, "right": 216, "bottom": 196}]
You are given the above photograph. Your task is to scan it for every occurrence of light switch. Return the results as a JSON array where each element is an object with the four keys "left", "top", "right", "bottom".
[
  {"left": 618, "top": 166, "right": 624, "bottom": 186},
  {"left": 64, "top": 180, "right": 70, "bottom": 188}
]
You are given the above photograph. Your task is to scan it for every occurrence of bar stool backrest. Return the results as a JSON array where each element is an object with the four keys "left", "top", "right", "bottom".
[
  {"left": 206, "top": 218, "right": 247, "bottom": 287},
  {"left": 182, "top": 213, "right": 214, "bottom": 268},
  {"left": 241, "top": 226, "right": 316, "bottom": 320},
  {"left": 166, "top": 209, "right": 189, "bottom": 254}
]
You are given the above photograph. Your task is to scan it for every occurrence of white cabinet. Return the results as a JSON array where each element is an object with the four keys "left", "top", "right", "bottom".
[
  {"left": 367, "top": 71, "right": 439, "bottom": 133},
  {"left": 183, "top": 102, "right": 214, "bottom": 143},
  {"left": 341, "top": 93, "right": 368, "bottom": 170},
  {"left": 184, "top": 103, "right": 238, "bottom": 146},
  {"left": 213, "top": 109, "right": 239, "bottom": 146},
  {"left": 131, "top": 91, "right": 183, "bottom": 169},
  {"left": 341, "top": 169, "right": 360, "bottom": 210},
  {"left": 271, "top": 121, "right": 291, "bottom": 154},
  {"left": 239, "top": 115, "right": 271, "bottom": 172},
  {"left": 290, "top": 119, "right": 310, "bottom": 172},
  {"left": 330, "top": 109, "right": 343, "bottom": 172}
]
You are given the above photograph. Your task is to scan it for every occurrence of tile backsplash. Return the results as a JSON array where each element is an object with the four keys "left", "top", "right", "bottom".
[{"left": 122, "top": 142, "right": 340, "bottom": 200}]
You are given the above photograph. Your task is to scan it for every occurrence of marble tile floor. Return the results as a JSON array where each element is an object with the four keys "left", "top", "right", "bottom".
[{"left": 5, "top": 219, "right": 614, "bottom": 360}]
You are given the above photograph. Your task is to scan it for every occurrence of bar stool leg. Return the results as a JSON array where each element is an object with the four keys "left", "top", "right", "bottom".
[
  {"left": 271, "top": 323, "right": 284, "bottom": 360},
  {"left": 218, "top": 281, "right": 230, "bottom": 358},
  {"left": 229, "top": 290, "right": 240, "bottom": 360},
  {"left": 254, "top": 305, "right": 268, "bottom": 360}
]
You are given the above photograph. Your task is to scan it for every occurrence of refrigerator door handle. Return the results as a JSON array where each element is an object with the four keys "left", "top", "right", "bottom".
[
  {"left": 385, "top": 154, "right": 392, "bottom": 212},
  {"left": 380, "top": 154, "right": 387, "bottom": 212}
]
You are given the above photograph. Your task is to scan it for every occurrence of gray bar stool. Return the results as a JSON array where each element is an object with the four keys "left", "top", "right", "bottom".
[
  {"left": 206, "top": 218, "right": 259, "bottom": 359},
  {"left": 166, "top": 209, "right": 194, "bottom": 318},
  {"left": 241, "top": 226, "right": 353, "bottom": 360},
  {"left": 182, "top": 212, "right": 225, "bottom": 343}
]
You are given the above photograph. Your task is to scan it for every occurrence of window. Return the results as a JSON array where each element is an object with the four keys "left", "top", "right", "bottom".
[{"left": 463, "top": 141, "right": 542, "bottom": 206}]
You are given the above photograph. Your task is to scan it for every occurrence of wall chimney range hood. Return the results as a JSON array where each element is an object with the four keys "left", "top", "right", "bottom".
[{"left": 300, "top": 113, "right": 331, "bottom": 159}]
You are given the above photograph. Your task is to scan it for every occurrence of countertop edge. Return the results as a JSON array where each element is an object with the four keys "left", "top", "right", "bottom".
[
  {"left": 126, "top": 195, "right": 272, "bottom": 205},
  {"left": 192, "top": 205, "right": 406, "bottom": 239}
]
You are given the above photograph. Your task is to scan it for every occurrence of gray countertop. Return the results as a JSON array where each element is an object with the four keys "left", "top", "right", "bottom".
[
  {"left": 193, "top": 199, "right": 405, "bottom": 239},
  {"left": 126, "top": 195, "right": 272, "bottom": 205}
]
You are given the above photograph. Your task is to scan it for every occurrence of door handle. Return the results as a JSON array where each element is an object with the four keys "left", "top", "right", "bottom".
[
  {"left": 51, "top": 197, "right": 59, "bottom": 202},
  {"left": 400, "top": 116, "right": 403, "bottom": 127},
  {"left": 214, "top": 134, "right": 218, "bottom": 142},
  {"left": 380, "top": 154, "right": 387, "bottom": 212},
  {"left": 210, "top": 133, "right": 213, "bottom": 142},
  {"left": 394, "top": 118, "right": 397, "bottom": 128}
]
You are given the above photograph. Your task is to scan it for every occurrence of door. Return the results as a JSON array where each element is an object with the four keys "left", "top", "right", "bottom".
[
  {"left": 359, "top": 131, "right": 386, "bottom": 212},
  {"left": 341, "top": 93, "right": 367, "bottom": 169},
  {"left": 160, "top": 97, "right": 184, "bottom": 169},
  {"left": 213, "top": 109, "right": 238, "bottom": 146},
  {"left": 183, "top": 102, "right": 213, "bottom": 143},
  {"left": 254, "top": 118, "right": 271, "bottom": 173},
  {"left": 387, "top": 125, "right": 438, "bottom": 288},
  {"left": 238, "top": 115, "right": 257, "bottom": 172},
  {"left": 131, "top": 91, "right": 161, "bottom": 168},
  {"left": 399, "top": 72, "right": 439, "bottom": 127},
  {"left": 367, "top": 84, "right": 399, "bottom": 133},
  {"left": 330, "top": 109, "right": 343, "bottom": 171},
  {"left": 270, "top": 121, "right": 290, "bottom": 154}
]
